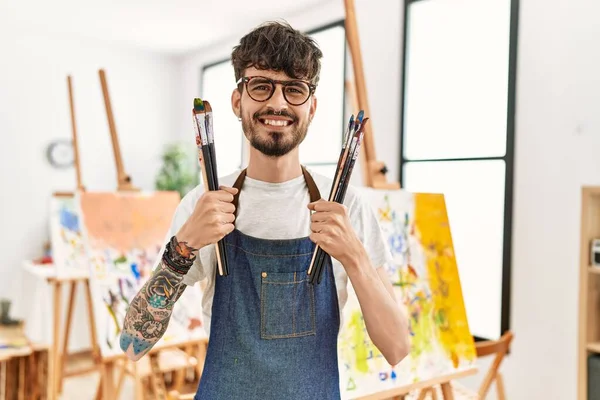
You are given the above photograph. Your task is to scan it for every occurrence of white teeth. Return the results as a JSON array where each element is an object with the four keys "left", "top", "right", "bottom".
[{"left": 263, "top": 119, "right": 290, "bottom": 126}]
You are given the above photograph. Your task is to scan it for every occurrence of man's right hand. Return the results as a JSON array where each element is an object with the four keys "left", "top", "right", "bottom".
[{"left": 175, "top": 185, "right": 238, "bottom": 250}]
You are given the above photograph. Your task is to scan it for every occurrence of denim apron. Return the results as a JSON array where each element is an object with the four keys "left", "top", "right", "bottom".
[{"left": 194, "top": 166, "right": 341, "bottom": 400}]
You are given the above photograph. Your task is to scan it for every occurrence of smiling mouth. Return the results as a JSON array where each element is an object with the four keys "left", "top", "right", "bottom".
[{"left": 258, "top": 118, "right": 293, "bottom": 127}]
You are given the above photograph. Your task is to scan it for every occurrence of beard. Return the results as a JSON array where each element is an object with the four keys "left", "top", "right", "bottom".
[{"left": 241, "top": 108, "right": 309, "bottom": 157}]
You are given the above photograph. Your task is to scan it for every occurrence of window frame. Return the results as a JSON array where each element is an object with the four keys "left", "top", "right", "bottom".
[{"left": 398, "top": 0, "right": 520, "bottom": 341}]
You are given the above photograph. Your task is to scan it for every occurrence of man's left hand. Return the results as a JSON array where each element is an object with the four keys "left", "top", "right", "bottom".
[{"left": 307, "top": 200, "right": 364, "bottom": 268}]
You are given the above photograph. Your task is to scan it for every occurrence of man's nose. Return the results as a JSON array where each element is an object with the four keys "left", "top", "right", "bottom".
[{"left": 265, "top": 84, "right": 288, "bottom": 111}]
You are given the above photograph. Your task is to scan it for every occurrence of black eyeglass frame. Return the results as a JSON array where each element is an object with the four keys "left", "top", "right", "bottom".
[{"left": 236, "top": 76, "right": 317, "bottom": 106}]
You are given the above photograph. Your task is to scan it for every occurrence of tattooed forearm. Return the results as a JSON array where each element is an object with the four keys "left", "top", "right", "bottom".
[
  {"left": 120, "top": 262, "right": 187, "bottom": 361},
  {"left": 146, "top": 269, "right": 185, "bottom": 309},
  {"left": 120, "top": 236, "right": 195, "bottom": 361}
]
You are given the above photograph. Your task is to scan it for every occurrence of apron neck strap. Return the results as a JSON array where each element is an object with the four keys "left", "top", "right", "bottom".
[{"left": 231, "top": 166, "right": 321, "bottom": 212}]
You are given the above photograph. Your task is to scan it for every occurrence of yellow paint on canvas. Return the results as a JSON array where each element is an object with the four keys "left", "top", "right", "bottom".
[{"left": 413, "top": 193, "right": 476, "bottom": 364}]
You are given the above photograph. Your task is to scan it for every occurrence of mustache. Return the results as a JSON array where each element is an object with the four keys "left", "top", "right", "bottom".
[{"left": 254, "top": 110, "right": 297, "bottom": 122}]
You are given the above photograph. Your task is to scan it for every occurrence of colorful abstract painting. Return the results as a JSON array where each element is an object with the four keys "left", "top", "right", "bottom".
[
  {"left": 338, "top": 189, "right": 476, "bottom": 399},
  {"left": 77, "top": 191, "right": 206, "bottom": 357},
  {"left": 49, "top": 194, "right": 89, "bottom": 277}
]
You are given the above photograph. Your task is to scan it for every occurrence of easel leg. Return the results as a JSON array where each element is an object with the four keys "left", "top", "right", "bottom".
[
  {"left": 133, "top": 363, "right": 144, "bottom": 400},
  {"left": 440, "top": 383, "right": 454, "bottom": 400},
  {"left": 59, "top": 281, "right": 77, "bottom": 394},
  {"left": 149, "top": 353, "right": 167, "bottom": 400},
  {"left": 84, "top": 280, "right": 100, "bottom": 358},
  {"left": 496, "top": 372, "right": 506, "bottom": 400},
  {"left": 94, "top": 377, "right": 102, "bottom": 400},
  {"left": 114, "top": 362, "right": 127, "bottom": 397},
  {"left": 51, "top": 280, "right": 62, "bottom": 400},
  {"left": 101, "top": 361, "right": 115, "bottom": 400},
  {"left": 416, "top": 388, "right": 431, "bottom": 400}
]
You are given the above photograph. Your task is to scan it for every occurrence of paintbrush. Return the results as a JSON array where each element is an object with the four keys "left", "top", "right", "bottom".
[
  {"left": 307, "top": 115, "right": 357, "bottom": 283},
  {"left": 311, "top": 116, "right": 367, "bottom": 284},
  {"left": 313, "top": 118, "right": 369, "bottom": 284},
  {"left": 308, "top": 111, "right": 366, "bottom": 284},
  {"left": 192, "top": 98, "right": 228, "bottom": 277},
  {"left": 331, "top": 114, "right": 355, "bottom": 190},
  {"left": 202, "top": 101, "right": 230, "bottom": 276},
  {"left": 335, "top": 118, "right": 368, "bottom": 205},
  {"left": 307, "top": 113, "right": 360, "bottom": 278},
  {"left": 307, "top": 114, "right": 358, "bottom": 283}
]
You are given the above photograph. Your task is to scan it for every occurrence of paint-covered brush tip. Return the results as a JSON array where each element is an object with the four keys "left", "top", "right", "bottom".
[
  {"left": 193, "top": 98, "right": 205, "bottom": 111},
  {"left": 357, "top": 110, "right": 364, "bottom": 121}
]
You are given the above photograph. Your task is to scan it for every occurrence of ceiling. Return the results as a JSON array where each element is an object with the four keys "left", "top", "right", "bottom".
[{"left": 0, "top": 0, "right": 337, "bottom": 55}]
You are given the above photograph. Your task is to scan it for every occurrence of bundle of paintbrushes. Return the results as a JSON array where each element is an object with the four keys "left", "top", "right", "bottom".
[
  {"left": 308, "top": 110, "right": 369, "bottom": 284},
  {"left": 192, "top": 98, "right": 229, "bottom": 276}
]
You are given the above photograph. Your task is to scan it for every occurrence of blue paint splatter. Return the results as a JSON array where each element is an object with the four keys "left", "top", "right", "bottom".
[
  {"left": 131, "top": 263, "right": 140, "bottom": 280},
  {"left": 59, "top": 207, "right": 79, "bottom": 232}
]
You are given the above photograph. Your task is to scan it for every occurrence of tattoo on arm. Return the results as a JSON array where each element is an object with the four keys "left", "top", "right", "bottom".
[{"left": 120, "top": 262, "right": 187, "bottom": 358}]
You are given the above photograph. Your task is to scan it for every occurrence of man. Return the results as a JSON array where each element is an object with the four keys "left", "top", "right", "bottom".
[{"left": 121, "top": 21, "right": 410, "bottom": 399}]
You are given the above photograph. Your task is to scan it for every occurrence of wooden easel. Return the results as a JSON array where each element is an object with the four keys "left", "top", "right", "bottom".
[
  {"left": 344, "top": 0, "right": 399, "bottom": 190},
  {"left": 342, "top": 0, "right": 478, "bottom": 398},
  {"left": 98, "top": 69, "right": 138, "bottom": 192},
  {"left": 46, "top": 75, "right": 102, "bottom": 400},
  {"left": 46, "top": 267, "right": 99, "bottom": 400}
]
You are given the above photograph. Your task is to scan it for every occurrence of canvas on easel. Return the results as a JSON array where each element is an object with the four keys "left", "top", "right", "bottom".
[
  {"left": 337, "top": 188, "right": 477, "bottom": 399},
  {"left": 76, "top": 190, "right": 206, "bottom": 358},
  {"left": 49, "top": 194, "right": 88, "bottom": 277}
]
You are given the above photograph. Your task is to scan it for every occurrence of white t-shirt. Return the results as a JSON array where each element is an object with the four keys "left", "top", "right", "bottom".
[{"left": 164, "top": 168, "right": 393, "bottom": 336}]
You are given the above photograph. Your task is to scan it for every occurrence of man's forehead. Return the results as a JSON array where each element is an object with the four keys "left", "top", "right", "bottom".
[{"left": 243, "top": 67, "right": 303, "bottom": 81}]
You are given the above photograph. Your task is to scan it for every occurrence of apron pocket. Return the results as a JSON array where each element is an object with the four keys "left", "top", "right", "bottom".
[{"left": 260, "top": 271, "right": 316, "bottom": 339}]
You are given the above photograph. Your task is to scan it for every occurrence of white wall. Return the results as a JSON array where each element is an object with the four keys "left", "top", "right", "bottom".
[
  {"left": 0, "top": 24, "right": 180, "bottom": 296},
  {"left": 176, "top": 0, "right": 600, "bottom": 398},
  {"left": 501, "top": 0, "right": 600, "bottom": 398}
]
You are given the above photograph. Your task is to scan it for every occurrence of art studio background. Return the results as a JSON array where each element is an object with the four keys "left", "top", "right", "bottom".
[{"left": 1, "top": 0, "right": 599, "bottom": 399}]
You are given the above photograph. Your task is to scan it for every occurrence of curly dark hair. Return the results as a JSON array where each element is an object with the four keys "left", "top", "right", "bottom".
[{"left": 231, "top": 21, "right": 323, "bottom": 87}]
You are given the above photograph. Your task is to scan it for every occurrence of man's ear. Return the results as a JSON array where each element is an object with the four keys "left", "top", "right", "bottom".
[
  {"left": 309, "top": 94, "right": 318, "bottom": 122},
  {"left": 231, "top": 88, "right": 241, "bottom": 119}
]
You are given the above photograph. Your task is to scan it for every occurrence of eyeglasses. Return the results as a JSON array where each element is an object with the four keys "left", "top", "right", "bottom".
[{"left": 236, "top": 76, "right": 316, "bottom": 106}]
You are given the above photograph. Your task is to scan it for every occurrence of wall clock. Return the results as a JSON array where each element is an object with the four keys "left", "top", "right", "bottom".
[{"left": 46, "top": 140, "right": 74, "bottom": 169}]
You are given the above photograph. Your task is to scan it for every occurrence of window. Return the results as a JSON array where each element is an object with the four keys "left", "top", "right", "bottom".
[
  {"left": 200, "top": 20, "right": 347, "bottom": 179},
  {"left": 399, "top": 0, "right": 519, "bottom": 340}
]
